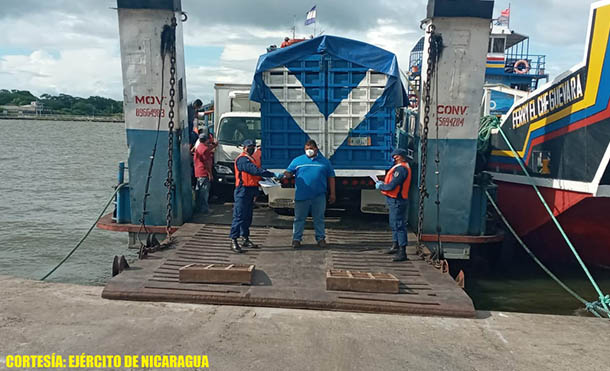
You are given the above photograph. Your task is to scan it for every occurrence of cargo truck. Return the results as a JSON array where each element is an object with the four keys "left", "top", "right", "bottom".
[
  {"left": 249, "top": 35, "right": 409, "bottom": 214},
  {"left": 211, "top": 83, "right": 261, "bottom": 200}
]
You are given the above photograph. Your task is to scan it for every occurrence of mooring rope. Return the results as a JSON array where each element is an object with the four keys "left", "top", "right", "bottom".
[
  {"left": 40, "top": 183, "right": 127, "bottom": 281},
  {"left": 481, "top": 115, "right": 610, "bottom": 318}
]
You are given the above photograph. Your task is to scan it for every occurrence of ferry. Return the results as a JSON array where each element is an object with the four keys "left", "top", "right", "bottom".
[
  {"left": 486, "top": 2, "right": 610, "bottom": 266},
  {"left": 405, "top": 2, "right": 610, "bottom": 267}
]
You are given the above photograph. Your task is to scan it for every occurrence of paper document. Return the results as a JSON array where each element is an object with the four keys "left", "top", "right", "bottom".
[
  {"left": 369, "top": 175, "right": 382, "bottom": 184},
  {"left": 258, "top": 178, "right": 281, "bottom": 195}
]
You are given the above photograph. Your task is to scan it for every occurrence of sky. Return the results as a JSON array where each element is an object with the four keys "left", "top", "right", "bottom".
[{"left": 0, "top": 0, "right": 601, "bottom": 103}]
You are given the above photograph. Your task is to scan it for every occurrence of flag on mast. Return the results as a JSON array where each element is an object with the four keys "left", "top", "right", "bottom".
[
  {"left": 305, "top": 5, "right": 316, "bottom": 25},
  {"left": 496, "top": 7, "right": 510, "bottom": 26}
]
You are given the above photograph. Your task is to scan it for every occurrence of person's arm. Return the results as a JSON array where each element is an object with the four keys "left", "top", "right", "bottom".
[
  {"left": 328, "top": 177, "right": 336, "bottom": 204},
  {"left": 326, "top": 160, "right": 336, "bottom": 203},
  {"left": 284, "top": 159, "right": 297, "bottom": 178},
  {"left": 236, "top": 157, "right": 275, "bottom": 178},
  {"left": 378, "top": 167, "right": 408, "bottom": 191},
  {"left": 205, "top": 161, "right": 213, "bottom": 181}
]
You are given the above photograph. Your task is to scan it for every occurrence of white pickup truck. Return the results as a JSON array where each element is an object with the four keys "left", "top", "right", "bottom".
[{"left": 211, "top": 83, "right": 261, "bottom": 200}]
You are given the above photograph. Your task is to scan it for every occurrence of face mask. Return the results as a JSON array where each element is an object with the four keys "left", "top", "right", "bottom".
[
  {"left": 246, "top": 147, "right": 255, "bottom": 156},
  {"left": 305, "top": 149, "right": 315, "bottom": 157}
]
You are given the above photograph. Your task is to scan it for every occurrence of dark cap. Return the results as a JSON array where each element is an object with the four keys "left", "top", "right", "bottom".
[
  {"left": 391, "top": 148, "right": 408, "bottom": 159},
  {"left": 242, "top": 139, "right": 255, "bottom": 147},
  {"left": 198, "top": 133, "right": 208, "bottom": 141}
]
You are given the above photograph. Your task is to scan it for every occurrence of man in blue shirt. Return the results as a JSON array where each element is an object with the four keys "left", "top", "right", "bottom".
[{"left": 284, "top": 139, "right": 336, "bottom": 248}]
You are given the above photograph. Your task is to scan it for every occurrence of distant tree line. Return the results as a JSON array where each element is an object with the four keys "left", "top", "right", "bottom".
[{"left": 0, "top": 89, "right": 123, "bottom": 116}]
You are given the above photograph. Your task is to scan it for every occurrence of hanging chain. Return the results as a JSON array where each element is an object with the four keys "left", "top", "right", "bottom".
[
  {"left": 433, "top": 41, "right": 443, "bottom": 267},
  {"left": 164, "top": 15, "right": 178, "bottom": 240},
  {"left": 416, "top": 24, "right": 436, "bottom": 256}
]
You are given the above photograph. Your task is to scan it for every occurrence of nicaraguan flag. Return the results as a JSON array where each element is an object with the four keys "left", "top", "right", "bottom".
[{"left": 305, "top": 5, "right": 316, "bottom": 25}]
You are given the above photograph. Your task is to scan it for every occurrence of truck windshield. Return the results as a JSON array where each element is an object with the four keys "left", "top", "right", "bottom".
[{"left": 217, "top": 117, "right": 261, "bottom": 145}]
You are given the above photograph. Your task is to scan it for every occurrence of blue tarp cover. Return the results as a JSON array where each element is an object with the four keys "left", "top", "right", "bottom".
[{"left": 250, "top": 35, "right": 408, "bottom": 110}]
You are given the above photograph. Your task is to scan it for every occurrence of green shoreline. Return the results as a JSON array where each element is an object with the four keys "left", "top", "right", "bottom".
[{"left": 0, "top": 115, "right": 124, "bottom": 123}]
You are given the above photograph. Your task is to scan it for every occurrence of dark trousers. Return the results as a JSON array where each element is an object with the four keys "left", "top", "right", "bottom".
[
  {"left": 229, "top": 186, "right": 258, "bottom": 239},
  {"left": 386, "top": 197, "right": 409, "bottom": 247}
]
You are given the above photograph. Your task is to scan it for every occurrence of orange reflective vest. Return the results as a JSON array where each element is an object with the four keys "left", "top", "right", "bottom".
[
  {"left": 234, "top": 152, "right": 261, "bottom": 187},
  {"left": 252, "top": 148, "right": 262, "bottom": 166},
  {"left": 381, "top": 162, "right": 412, "bottom": 199}
]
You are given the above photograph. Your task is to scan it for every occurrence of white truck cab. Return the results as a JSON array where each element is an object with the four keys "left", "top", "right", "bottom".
[{"left": 212, "top": 111, "right": 261, "bottom": 199}]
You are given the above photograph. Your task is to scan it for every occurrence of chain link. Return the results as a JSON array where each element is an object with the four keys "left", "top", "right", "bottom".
[
  {"left": 416, "top": 24, "right": 436, "bottom": 256},
  {"left": 164, "top": 16, "right": 178, "bottom": 240}
]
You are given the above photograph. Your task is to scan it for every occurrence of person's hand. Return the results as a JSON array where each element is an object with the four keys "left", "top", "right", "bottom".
[
  {"left": 375, "top": 182, "right": 382, "bottom": 190},
  {"left": 329, "top": 194, "right": 336, "bottom": 204}
]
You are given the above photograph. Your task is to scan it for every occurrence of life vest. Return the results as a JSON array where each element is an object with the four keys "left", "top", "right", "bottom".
[
  {"left": 252, "top": 147, "right": 262, "bottom": 166},
  {"left": 381, "top": 162, "right": 412, "bottom": 199},
  {"left": 234, "top": 152, "right": 261, "bottom": 187}
]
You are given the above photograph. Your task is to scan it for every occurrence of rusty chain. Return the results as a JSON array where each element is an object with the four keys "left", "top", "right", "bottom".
[
  {"left": 164, "top": 15, "right": 177, "bottom": 241},
  {"left": 416, "top": 24, "right": 435, "bottom": 256}
]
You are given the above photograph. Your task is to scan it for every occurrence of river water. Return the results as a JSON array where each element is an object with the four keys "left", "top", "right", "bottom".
[
  {"left": 0, "top": 119, "right": 133, "bottom": 285},
  {"left": 0, "top": 118, "right": 608, "bottom": 315}
]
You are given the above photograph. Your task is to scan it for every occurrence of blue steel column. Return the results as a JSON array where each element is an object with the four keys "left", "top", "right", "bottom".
[
  {"left": 415, "top": 1, "right": 494, "bottom": 247},
  {"left": 117, "top": 0, "right": 192, "bottom": 226}
]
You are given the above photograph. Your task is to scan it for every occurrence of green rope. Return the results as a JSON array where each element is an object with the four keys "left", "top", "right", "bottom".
[
  {"left": 41, "top": 183, "right": 127, "bottom": 281},
  {"left": 486, "top": 190, "right": 608, "bottom": 318},
  {"left": 485, "top": 116, "right": 610, "bottom": 316},
  {"left": 478, "top": 115, "right": 499, "bottom": 153}
]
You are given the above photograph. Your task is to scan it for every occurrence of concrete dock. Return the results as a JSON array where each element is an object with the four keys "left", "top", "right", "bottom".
[
  {"left": 1, "top": 275, "right": 608, "bottom": 371},
  {"left": 102, "top": 204, "right": 474, "bottom": 317}
]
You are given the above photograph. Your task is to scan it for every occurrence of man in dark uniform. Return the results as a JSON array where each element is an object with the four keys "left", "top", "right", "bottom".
[
  {"left": 187, "top": 99, "right": 203, "bottom": 146},
  {"left": 230, "top": 139, "right": 279, "bottom": 253},
  {"left": 375, "top": 148, "right": 412, "bottom": 262}
]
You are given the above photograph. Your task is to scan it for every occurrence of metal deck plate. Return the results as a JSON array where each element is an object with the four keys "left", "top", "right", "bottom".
[{"left": 103, "top": 224, "right": 475, "bottom": 317}]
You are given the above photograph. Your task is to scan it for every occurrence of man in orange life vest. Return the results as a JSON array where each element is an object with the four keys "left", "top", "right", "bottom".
[
  {"left": 375, "top": 148, "right": 412, "bottom": 262},
  {"left": 230, "top": 139, "right": 278, "bottom": 253}
]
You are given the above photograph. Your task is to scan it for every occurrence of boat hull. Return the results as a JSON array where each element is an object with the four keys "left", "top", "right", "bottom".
[{"left": 495, "top": 180, "right": 610, "bottom": 267}]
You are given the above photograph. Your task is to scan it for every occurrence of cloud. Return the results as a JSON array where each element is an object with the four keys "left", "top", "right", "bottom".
[
  {"left": 0, "top": 49, "right": 122, "bottom": 99},
  {"left": 0, "top": 0, "right": 602, "bottom": 103}
]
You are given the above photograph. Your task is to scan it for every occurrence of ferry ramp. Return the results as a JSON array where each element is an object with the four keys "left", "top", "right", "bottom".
[{"left": 102, "top": 205, "right": 474, "bottom": 317}]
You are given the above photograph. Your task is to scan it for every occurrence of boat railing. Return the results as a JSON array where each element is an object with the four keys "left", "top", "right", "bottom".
[{"left": 502, "top": 54, "right": 547, "bottom": 77}]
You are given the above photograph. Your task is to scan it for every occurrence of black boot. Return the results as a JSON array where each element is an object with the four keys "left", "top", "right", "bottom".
[
  {"left": 242, "top": 238, "right": 260, "bottom": 249},
  {"left": 231, "top": 239, "right": 244, "bottom": 253},
  {"left": 385, "top": 241, "right": 399, "bottom": 254},
  {"left": 393, "top": 246, "right": 408, "bottom": 262}
]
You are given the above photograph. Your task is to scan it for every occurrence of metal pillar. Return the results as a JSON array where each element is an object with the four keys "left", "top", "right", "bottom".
[
  {"left": 116, "top": 0, "right": 193, "bottom": 226},
  {"left": 415, "top": 0, "right": 494, "bottom": 259}
]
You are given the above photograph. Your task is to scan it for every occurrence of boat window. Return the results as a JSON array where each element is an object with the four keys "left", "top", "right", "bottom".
[
  {"left": 217, "top": 117, "right": 261, "bottom": 146},
  {"left": 492, "top": 37, "right": 506, "bottom": 53}
]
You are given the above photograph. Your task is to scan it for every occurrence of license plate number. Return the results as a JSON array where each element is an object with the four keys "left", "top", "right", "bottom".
[{"left": 348, "top": 137, "right": 370, "bottom": 146}]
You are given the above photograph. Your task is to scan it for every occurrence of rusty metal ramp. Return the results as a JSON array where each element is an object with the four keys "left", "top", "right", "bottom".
[{"left": 103, "top": 224, "right": 475, "bottom": 317}]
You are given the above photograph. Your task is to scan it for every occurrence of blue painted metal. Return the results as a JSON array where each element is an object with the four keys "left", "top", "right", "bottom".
[
  {"left": 251, "top": 36, "right": 405, "bottom": 171},
  {"left": 114, "top": 162, "right": 131, "bottom": 224},
  {"left": 125, "top": 126, "right": 193, "bottom": 226},
  {"left": 409, "top": 139, "right": 479, "bottom": 235},
  {"left": 468, "top": 182, "right": 496, "bottom": 235}
]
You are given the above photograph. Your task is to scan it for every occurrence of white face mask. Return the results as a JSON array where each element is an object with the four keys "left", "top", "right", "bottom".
[{"left": 305, "top": 149, "right": 316, "bottom": 157}]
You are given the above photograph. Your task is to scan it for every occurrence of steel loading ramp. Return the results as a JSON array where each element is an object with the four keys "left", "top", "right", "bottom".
[{"left": 103, "top": 224, "right": 474, "bottom": 317}]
